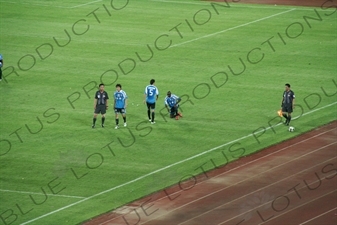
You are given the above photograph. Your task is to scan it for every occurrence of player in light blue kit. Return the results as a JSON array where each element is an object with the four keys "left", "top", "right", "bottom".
[
  {"left": 144, "top": 79, "right": 159, "bottom": 124},
  {"left": 114, "top": 84, "right": 128, "bottom": 129}
]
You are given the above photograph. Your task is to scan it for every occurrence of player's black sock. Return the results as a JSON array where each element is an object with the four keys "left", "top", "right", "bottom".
[
  {"left": 283, "top": 114, "right": 288, "bottom": 120},
  {"left": 151, "top": 112, "right": 155, "bottom": 122},
  {"left": 147, "top": 109, "right": 151, "bottom": 120},
  {"left": 116, "top": 119, "right": 119, "bottom": 125},
  {"left": 102, "top": 117, "right": 105, "bottom": 125},
  {"left": 123, "top": 117, "right": 126, "bottom": 123},
  {"left": 93, "top": 118, "right": 97, "bottom": 125},
  {"left": 287, "top": 116, "right": 291, "bottom": 124}
]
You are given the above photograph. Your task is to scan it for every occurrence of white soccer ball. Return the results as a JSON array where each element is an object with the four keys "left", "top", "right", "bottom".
[{"left": 288, "top": 126, "right": 295, "bottom": 132}]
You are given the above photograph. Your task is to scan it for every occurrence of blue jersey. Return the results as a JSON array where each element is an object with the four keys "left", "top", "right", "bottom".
[
  {"left": 145, "top": 85, "right": 159, "bottom": 103},
  {"left": 0, "top": 54, "right": 3, "bottom": 61},
  {"left": 164, "top": 94, "right": 180, "bottom": 107},
  {"left": 114, "top": 90, "right": 127, "bottom": 108}
]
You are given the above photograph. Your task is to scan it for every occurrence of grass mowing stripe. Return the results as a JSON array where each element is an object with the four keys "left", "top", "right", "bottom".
[
  {"left": 21, "top": 101, "right": 337, "bottom": 225},
  {"left": 170, "top": 8, "right": 296, "bottom": 48},
  {"left": 0, "top": 189, "right": 85, "bottom": 199}
]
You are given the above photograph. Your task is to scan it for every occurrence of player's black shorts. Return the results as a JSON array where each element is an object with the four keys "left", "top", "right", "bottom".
[
  {"left": 282, "top": 104, "right": 293, "bottom": 113},
  {"left": 146, "top": 102, "right": 156, "bottom": 110},
  {"left": 169, "top": 105, "right": 179, "bottom": 117},
  {"left": 114, "top": 108, "right": 126, "bottom": 114},
  {"left": 94, "top": 105, "right": 107, "bottom": 114}
]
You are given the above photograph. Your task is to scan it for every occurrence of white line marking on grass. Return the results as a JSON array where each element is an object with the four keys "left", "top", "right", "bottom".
[
  {"left": 170, "top": 8, "right": 296, "bottom": 48},
  {"left": 0, "top": 189, "right": 85, "bottom": 199},
  {"left": 69, "top": 0, "right": 102, "bottom": 9},
  {"left": 21, "top": 101, "right": 337, "bottom": 224},
  {"left": 299, "top": 207, "right": 337, "bottom": 225},
  {"left": 0, "top": 0, "right": 102, "bottom": 8}
]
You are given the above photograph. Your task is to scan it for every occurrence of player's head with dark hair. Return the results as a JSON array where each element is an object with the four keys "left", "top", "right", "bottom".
[
  {"left": 285, "top": 83, "right": 291, "bottom": 91},
  {"left": 99, "top": 83, "right": 104, "bottom": 91},
  {"left": 167, "top": 91, "right": 171, "bottom": 97},
  {"left": 116, "top": 84, "right": 121, "bottom": 91},
  {"left": 150, "top": 79, "right": 155, "bottom": 85}
]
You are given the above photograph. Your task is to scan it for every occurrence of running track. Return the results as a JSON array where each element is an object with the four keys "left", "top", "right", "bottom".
[{"left": 83, "top": 121, "right": 337, "bottom": 225}]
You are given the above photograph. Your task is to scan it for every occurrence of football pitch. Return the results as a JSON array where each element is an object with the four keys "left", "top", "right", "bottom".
[{"left": 0, "top": 0, "right": 336, "bottom": 224}]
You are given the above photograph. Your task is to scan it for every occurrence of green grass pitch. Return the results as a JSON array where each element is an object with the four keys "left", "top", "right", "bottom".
[{"left": 0, "top": 0, "right": 336, "bottom": 224}]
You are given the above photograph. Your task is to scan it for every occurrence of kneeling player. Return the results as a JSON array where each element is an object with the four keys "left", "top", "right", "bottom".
[{"left": 164, "top": 91, "right": 182, "bottom": 120}]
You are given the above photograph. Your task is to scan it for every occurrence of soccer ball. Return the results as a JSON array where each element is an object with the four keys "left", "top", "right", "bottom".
[{"left": 288, "top": 126, "right": 295, "bottom": 132}]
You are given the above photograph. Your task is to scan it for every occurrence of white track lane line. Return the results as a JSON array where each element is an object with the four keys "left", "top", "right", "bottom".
[
  {"left": 257, "top": 190, "right": 337, "bottom": 225},
  {"left": 299, "top": 207, "right": 337, "bottom": 225},
  {"left": 217, "top": 178, "right": 336, "bottom": 225}
]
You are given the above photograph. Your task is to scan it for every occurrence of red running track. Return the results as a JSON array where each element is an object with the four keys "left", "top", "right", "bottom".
[{"left": 83, "top": 121, "right": 337, "bottom": 225}]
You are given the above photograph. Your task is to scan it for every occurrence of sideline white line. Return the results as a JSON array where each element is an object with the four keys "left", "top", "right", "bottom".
[
  {"left": 299, "top": 207, "right": 337, "bottom": 225},
  {"left": 69, "top": 0, "right": 102, "bottom": 9},
  {"left": 170, "top": 8, "right": 296, "bottom": 48},
  {"left": 258, "top": 190, "right": 337, "bottom": 225},
  {"left": 21, "top": 101, "right": 337, "bottom": 224},
  {"left": 0, "top": 189, "right": 85, "bottom": 199}
]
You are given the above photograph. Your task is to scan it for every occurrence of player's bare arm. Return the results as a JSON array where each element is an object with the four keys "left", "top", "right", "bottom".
[
  {"left": 106, "top": 99, "right": 109, "bottom": 109},
  {"left": 94, "top": 99, "right": 97, "bottom": 109}
]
